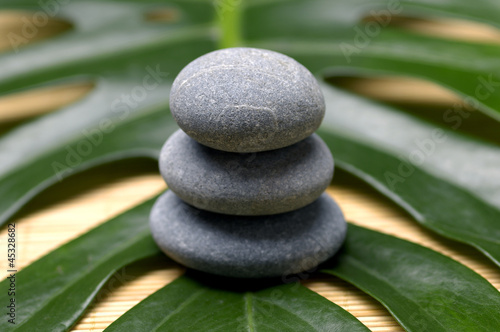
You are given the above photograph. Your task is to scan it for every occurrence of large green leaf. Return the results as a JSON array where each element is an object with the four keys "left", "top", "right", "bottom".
[
  {"left": 322, "top": 224, "right": 500, "bottom": 332},
  {"left": 105, "top": 273, "right": 369, "bottom": 332},
  {"left": 0, "top": 197, "right": 161, "bottom": 331},
  {"left": 0, "top": 1, "right": 215, "bottom": 224},
  {"left": 245, "top": 0, "right": 500, "bottom": 121},
  {"left": 0, "top": 0, "right": 498, "bottom": 222},
  {"left": 0, "top": 0, "right": 499, "bottom": 300},
  {"left": 1, "top": 0, "right": 499, "bottom": 330},
  {"left": 0, "top": 1, "right": 215, "bottom": 94},
  {"left": 0, "top": 77, "right": 178, "bottom": 224},
  {"left": 318, "top": 83, "right": 500, "bottom": 267}
]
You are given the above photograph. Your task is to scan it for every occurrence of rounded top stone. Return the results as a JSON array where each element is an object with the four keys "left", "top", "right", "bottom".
[{"left": 169, "top": 47, "right": 325, "bottom": 153}]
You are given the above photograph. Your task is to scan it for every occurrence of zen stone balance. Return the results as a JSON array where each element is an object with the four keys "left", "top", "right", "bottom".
[{"left": 150, "top": 47, "right": 347, "bottom": 278}]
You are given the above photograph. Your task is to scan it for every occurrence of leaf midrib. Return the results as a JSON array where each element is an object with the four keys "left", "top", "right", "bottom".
[
  {"left": 152, "top": 288, "right": 207, "bottom": 331},
  {"left": 244, "top": 293, "right": 255, "bottom": 332},
  {"left": 253, "top": 297, "right": 321, "bottom": 332}
]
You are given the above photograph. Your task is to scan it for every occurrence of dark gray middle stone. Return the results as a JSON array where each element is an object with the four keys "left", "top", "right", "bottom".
[
  {"left": 150, "top": 191, "right": 347, "bottom": 278},
  {"left": 160, "top": 129, "right": 334, "bottom": 216},
  {"left": 169, "top": 47, "right": 325, "bottom": 153}
]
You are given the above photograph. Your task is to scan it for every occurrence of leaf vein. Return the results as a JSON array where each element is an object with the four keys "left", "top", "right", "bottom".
[{"left": 152, "top": 288, "right": 207, "bottom": 331}]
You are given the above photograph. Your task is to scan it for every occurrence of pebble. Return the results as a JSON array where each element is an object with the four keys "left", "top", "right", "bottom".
[
  {"left": 169, "top": 47, "right": 325, "bottom": 153},
  {"left": 160, "top": 129, "right": 334, "bottom": 216},
  {"left": 150, "top": 191, "right": 347, "bottom": 278}
]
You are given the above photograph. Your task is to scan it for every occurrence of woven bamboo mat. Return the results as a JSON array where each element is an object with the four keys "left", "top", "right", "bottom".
[{"left": 1, "top": 11, "right": 500, "bottom": 332}]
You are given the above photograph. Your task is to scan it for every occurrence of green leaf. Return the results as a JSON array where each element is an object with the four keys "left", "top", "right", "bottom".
[
  {"left": 0, "top": 0, "right": 499, "bottom": 288},
  {"left": 0, "top": 0, "right": 216, "bottom": 224},
  {"left": 1, "top": 0, "right": 499, "bottom": 254},
  {"left": 0, "top": 78, "right": 177, "bottom": 225},
  {"left": 0, "top": 1, "right": 216, "bottom": 94},
  {"left": 322, "top": 224, "right": 500, "bottom": 332},
  {"left": 2, "top": 0, "right": 499, "bottom": 330},
  {"left": 0, "top": 197, "right": 161, "bottom": 331},
  {"left": 245, "top": 0, "right": 500, "bottom": 121},
  {"left": 105, "top": 273, "right": 369, "bottom": 332},
  {"left": 317, "top": 83, "right": 500, "bottom": 267}
]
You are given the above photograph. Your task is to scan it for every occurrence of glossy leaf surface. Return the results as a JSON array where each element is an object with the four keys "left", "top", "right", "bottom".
[
  {"left": 0, "top": 198, "right": 161, "bottom": 331},
  {"left": 323, "top": 224, "right": 500, "bottom": 332},
  {"left": 105, "top": 273, "right": 369, "bottom": 332},
  {"left": 318, "top": 84, "right": 500, "bottom": 267},
  {"left": 0, "top": 1, "right": 499, "bottom": 329}
]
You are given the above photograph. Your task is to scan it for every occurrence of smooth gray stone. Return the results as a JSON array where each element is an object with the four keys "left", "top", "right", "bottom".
[
  {"left": 160, "top": 129, "right": 334, "bottom": 216},
  {"left": 170, "top": 47, "right": 325, "bottom": 153},
  {"left": 150, "top": 191, "right": 347, "bottom": 278}
]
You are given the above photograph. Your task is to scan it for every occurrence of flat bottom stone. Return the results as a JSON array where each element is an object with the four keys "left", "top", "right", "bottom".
[{"left": 150, "top": 191, "right": 347, "bottom": 278}]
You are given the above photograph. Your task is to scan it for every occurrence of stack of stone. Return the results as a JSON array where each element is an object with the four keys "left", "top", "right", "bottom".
[{"left": 150, "top": 48, "right": 347, "bottom": 278}]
